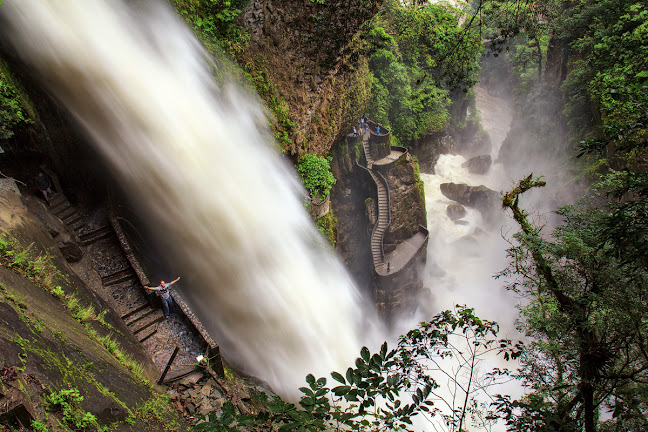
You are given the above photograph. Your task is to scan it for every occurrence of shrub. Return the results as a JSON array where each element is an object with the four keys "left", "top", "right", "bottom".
[{"left": 296, "top": 153, "right": 337, "bottom": 199}]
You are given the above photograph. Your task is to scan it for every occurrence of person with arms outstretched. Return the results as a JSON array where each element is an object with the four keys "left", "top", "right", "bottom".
[{"left": 144, "top": 276, "right": 180, "bottom": 318}]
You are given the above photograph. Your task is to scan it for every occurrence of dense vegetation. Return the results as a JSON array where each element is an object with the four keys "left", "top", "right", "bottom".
[
  {"left": 0, "top": 61, "right": 33, "bottom": 142},
  {"left": 2, "top": 0, "right": 646, "bottom": 430},
  {"left": 478, "top": 1, "right": 648, "bottom": 430},
  {"left": 364, "top": 0, "right": 483, "bottom": 146}
]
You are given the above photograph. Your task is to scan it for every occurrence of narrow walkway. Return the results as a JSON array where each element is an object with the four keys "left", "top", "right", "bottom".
[
  {"left": 361, "top": 131, "right": 390, "bottom": 274},
  {"left": 360, "top": 127, "right": 428, "bottom": 276},
  {"left": 43, "top": 192, "right": 205, "bottom": 371},
  {"left": 372, "top": 149, "right": 405, "bottom": 166}
]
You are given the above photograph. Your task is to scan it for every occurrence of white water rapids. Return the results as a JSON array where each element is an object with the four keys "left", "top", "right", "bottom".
[{"left": 1, "top": 0, "right": 382, "bottom": 397}]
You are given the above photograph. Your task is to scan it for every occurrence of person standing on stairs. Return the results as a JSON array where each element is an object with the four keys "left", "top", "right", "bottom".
[
  {"left": 35, "top": 172, "right": 53, "bottom": 203},
  {"left": 144, "top": 276, "right": 181, "bottom": 318}
]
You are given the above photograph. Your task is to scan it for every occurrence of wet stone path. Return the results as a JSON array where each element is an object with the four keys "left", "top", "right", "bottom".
[{"left": 80, "top": 204, "right": 206, "bottom": 374}]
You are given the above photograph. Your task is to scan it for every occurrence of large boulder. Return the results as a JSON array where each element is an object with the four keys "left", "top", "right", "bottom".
[
  {"left": 462, "top": 155, "right": 492, "bottom": 175},
  {"left": 446, "top": 204, "right": 467, "bottom": 221},
  {"left": 440, "top": 183, "right": 500, "bottom": 216}
]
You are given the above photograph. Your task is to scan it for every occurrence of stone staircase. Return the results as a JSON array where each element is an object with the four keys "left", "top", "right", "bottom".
[
  {"left": 46, "top": 192, "right": 164, "bottom": 342},
  {"left": 362, "top": 133, "right": 391, "bottom": 274},
  {"left": 120, "top": 301, "right": 166, "bottom": 343},
  {"left": 48, "top": 192, "right": 85, "bottom": 233}
]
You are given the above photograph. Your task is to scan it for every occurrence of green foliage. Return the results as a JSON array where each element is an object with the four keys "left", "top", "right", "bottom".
[
  {"left": 30, "top": 420, "right": 49, "bottom": 432},
  {"left": 296, "top": 153, "right": 337, "bottom": 199},
  {"left": 364, "top": 0, "right": 482, "bottom": 146},
  {"left": 410, "top": 156, "right": 425, "bottom": 207},
  {"left": 243, "top": 59, "right": 296, "bottom": 151},
  {"left": 173, "top": 0, "right": 250, "bottom": 57},
  {"left": 315, "top": 211, "right": 337, "bottom": 247},
  {"left": 499, "top": 177, "right": 648, "bottom": 430},
  {"left": 134, "top": 394, "right": 180, "bottom": 429},
  {"left": 0, "top": 234, "right": 59, "bottom": 290},
  {"left": 0, "top": 62, "right": 33, "bottom": 140},
  {"left": 44, "top": 388, "right": 99, "bottom": 431},
  {"left": 193, "top": 307, "right": 518, "bottom": 432}
]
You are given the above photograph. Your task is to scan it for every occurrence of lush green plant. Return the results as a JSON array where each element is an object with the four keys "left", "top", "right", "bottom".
[
  {"left": 44, "top": 388, "right": 98, "bottom": 431},
  {"left": 193, "top": 307, "right": 519, "bottom": 432},
  {"left": 497, "top": 175, "right": 648, "bottom": 431},
  {"left": 135, "top": 394, "right": 179, "bottom": 428},
  {"left": 30, "top": 420, "right": 49, "bottom": 432},
  {"left": 0, "top": 64, "right": 33, "bottom": 140},
  {"left": 296, "top": 153, "right": 337, "bottom": 199},
  {"left": 173, "top": 0, "right": 250, "bottom": 57},
  {"left": 363, "top": 0, "right": 482, "bottom": 146},
  {"left": 315, "top": 212, "right": 337, "bottom": 247}
]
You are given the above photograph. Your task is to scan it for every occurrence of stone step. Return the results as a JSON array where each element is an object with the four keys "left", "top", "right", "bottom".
[
  {"left": 131, "top": 310, "right": 165, "bottom": 335},
  {"left": 121, "top": 302, "right": 150, "bottom": 321},
  {"left": 62, "top": 212, "right": 83, "bottom": 226},
  {"left": 79, "top": 226, "right": 113, "bottom": 246},
  {"left": 53, "top": 205, "right": 75, "bottom": 219},
  {"left": 70, "top": 220, "right": 86, "bottom": 232},
  {"left": 138, "top": 328, "right": 158, "bottom": 343},
  {"left": 125, "top": 307, "right": 159, "bottom": 327},
  {"left": 48, "top": 193, "right": 67, "bottom": 208},
  {"left": 101, "top": 268, "right": 137, "bottom": 286}
]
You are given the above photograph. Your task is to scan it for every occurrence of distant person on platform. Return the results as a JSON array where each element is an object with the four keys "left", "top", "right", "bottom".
[
  {"left": 144, "top": 276, "right": 181, "bottom": 318},
  {"left": 35, "top": 172, "right": 53, "bottom": 203}
]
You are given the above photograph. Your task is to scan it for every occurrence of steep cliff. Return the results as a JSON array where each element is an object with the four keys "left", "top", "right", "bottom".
[{"left": 241, "top": 0, "right": 379, "bottom": 157}]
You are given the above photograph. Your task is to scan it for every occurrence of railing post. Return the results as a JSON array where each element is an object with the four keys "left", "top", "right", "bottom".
[{"left": 158, "top": 346, "right": 180, "bottom": 384}]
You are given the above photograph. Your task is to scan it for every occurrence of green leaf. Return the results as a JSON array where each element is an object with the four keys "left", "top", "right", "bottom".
[
  {"left": 332, "top": 386, "right": 351, "bottom": 396},
  {"left": 278, "top": 423, "right": 300, "bottom": 432},
  {"left": 331, "top": 371, "right": 346, "bottom": 384},
  {"left": 346, "top": 368, "right": 355, "bottom": 385},
  {"left": 361, "top": 346, "right": 370, "bottom": 362}
]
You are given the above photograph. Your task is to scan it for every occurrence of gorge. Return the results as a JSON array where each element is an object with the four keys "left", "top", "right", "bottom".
[{"left": 1, "top": 1, "right": 647, "bottom": 431}]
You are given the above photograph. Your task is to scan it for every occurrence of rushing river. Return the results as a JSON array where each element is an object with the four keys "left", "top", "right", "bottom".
[{"left": 418, "top": 87, "right": 518, "bottom": 331}]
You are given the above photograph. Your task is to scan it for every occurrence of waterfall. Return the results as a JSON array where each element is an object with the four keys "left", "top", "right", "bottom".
[{"left": 0, "top": 0, "right": 380, "bottom": 398}]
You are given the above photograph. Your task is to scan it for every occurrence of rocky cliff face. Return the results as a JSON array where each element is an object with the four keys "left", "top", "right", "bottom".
[
  {"left": 329, "top": 135, "right": 374, "bottom": 294},
  {"left": 331, "top": 134, "right": 428, "bottom": 323},
  {"left": 379, "top": 155, "right": 426, "bottom": 251},
  {"left": 242, "top": 0, "right": 380, "bottom": 157}
]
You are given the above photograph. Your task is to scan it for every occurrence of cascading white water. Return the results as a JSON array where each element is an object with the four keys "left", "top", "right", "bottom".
[
  {"left": 1, "top": 0, "right": 381, "bottom": 397},
  {"left": 418, "top": 87, "right": 518, "bottom": 331}
]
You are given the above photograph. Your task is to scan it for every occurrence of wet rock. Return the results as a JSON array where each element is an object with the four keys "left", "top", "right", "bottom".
[
  {"left": 185, "top": 401, "right": 196, "bottom": 415},
  {"left": 440, "top": 183, "right": 500, "bottom": 215},
  {"left": 200, "top": 382, "right": 212, "bottom": 397},
  {"left": 179, "top": 371, "right": 204, "bottom": 387},
  {"left": 446, "top": 204, "right": 467, "bottom": 221},
  {"left": 198, "top": 400, "right": 214, "bottom": 416},
  {"left": 58, "top": 239, "right": 83, "bottom": 263},
  {"left": 461, "top": 155, "right": 492, "bottom": 175}
]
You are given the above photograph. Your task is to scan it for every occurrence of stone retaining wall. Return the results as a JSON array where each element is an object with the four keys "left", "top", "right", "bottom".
[
  {"left": 308, "top": 194, "right": 330, "bottom": 218},
  {"left": 367, "top": 120, "right": 390, "bottom": 160}
]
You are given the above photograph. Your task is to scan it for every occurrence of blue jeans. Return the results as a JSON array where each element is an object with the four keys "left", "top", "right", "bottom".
[{"left": 161, "top": 297, "right": 174, "bottom": 317}]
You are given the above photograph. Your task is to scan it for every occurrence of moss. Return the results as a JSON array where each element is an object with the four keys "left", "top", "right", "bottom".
[
  {"left": 316, "top": 211, "right": 338, "bottom": 247},
  {"left": 410, "top": 155, "right": 426, "bottom": 211},
  {"left": 132, "top": 393, "right": 181, "bottom": 431}
]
